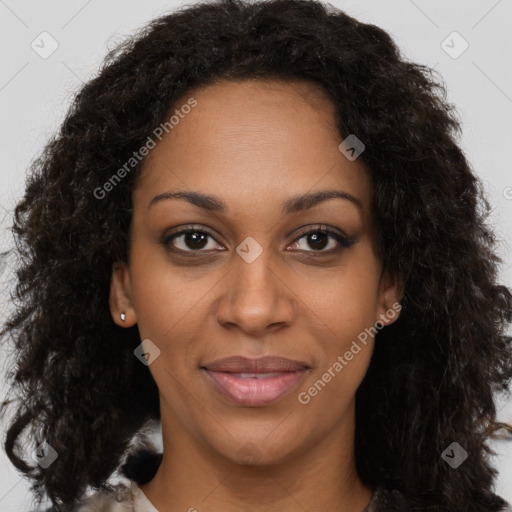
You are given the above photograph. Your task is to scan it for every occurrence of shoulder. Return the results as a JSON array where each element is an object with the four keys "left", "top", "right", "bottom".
[
  {"left": 28, "top": 438, "right": 163, "bottom": 512},
  {"left": 29, "top": 484, "right": 136, "bottom": 512},
  {"left": 73, "top": 484, "right": 135, "bottom": 511},
  {"left": 27, "top": 445, "right": 162, "bottom": 512},
  {"left": 363, "top": 483, "right": 512, "bottom": 511}
]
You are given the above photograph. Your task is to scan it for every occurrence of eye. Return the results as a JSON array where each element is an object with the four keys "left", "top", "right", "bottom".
[
  {"left": 289, "top": 225, "right": 354, "bottom": 254},
  {"left": 162, "top": 226, "right": 223, "bottom": 253},
  {"left": 161, "top": 224, "right": 354, "bottom": 255}
]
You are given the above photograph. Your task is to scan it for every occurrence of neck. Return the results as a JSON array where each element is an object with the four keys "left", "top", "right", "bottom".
[{"left": 140, "top": 400, "right": 373, "bottom": 511}]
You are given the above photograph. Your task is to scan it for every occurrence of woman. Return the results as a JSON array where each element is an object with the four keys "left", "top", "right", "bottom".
[{"left": 1, "top": 0, "right": 511, "bottom": 510}]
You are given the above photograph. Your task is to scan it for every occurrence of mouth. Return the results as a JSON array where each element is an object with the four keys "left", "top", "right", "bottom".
[{"left": 201, "top": 355, "right": 310, "bottom": 407}]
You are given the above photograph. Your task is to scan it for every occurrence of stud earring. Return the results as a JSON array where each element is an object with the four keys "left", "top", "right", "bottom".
[{"left": 120, "top": 312, "right": 126, "bottom": 322}]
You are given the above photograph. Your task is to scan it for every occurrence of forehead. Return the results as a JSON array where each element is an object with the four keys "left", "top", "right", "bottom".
[{"left": 134, "top": 78, "right": 373, "bottom": 219}]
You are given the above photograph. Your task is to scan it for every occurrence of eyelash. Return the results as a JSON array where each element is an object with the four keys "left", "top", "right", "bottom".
[{"left": 161, "top": 224, "right": 354, "bottom": 256}]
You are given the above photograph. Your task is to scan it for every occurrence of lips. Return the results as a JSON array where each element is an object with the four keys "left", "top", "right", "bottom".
[
  {"left": 202, "top": 355, "right": 309, "bottom": 373},
  {"left": 201, "top": 356, "right": 310, "bottom": 407}
]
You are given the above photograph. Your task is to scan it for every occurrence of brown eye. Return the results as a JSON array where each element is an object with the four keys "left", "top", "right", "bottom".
[
  {"left": 163, "top": 229, "right": 221, "bottom": 252},
  {"left": 161, "top": 224, "right": 354, "bottom": 257},
  {"left": 304, "top": 232, "right": 330, "bottom": 250},
  {"left": 289, "top": 227, "right": 354, "bottom": 253}
]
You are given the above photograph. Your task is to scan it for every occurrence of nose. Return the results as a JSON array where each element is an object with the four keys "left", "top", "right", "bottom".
[{"left": 215, "top": 246, "right": 295, "bottom": 338}]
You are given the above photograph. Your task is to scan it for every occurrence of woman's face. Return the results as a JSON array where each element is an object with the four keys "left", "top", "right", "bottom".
[{"left": 110, "top": 78, "right": 401, "bottom": 467}]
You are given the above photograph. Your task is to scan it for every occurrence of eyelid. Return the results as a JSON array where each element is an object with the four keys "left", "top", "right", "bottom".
[{"left": 162, "top": 223, "right": 354, "bottom": 254}]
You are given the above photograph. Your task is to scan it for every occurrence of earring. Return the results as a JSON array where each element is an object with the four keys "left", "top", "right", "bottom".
[{"left": 120, "top": 313, "right": 126, "bottom": 322}]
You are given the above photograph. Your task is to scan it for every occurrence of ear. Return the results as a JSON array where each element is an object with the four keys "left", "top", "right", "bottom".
[
  {"left": 375, "top": 270, "right": 403, "bottom": 328},
  {"left": 109, "top": 261, "right": 137, "bottom": 327}
]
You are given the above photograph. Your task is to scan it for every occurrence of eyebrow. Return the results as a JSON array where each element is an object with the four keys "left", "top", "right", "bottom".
[{"left": 148, "top": 189, "right": 363, "bottom": 215}]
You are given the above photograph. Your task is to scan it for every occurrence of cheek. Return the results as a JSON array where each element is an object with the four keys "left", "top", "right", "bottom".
[
  {"left": 128, "top": 244, "right": 210, "bottom": 341},
  {"left": 304, "top": 261, "right": 381, "bottom": 339},
  {"left": 299, "top": 260, "right": 381, "bottom": 397},
  {"left": 298, "top": 285, "right": 378, "bottom": 413}
]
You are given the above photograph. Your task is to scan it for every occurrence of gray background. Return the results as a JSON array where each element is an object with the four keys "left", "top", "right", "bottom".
[{"left": 1, "top": 0, "right": 511, "bottom": 509}]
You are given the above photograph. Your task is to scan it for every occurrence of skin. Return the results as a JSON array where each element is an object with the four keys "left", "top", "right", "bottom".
[{"left": 109, "top": 78, "right": 402, "bottom": 511}]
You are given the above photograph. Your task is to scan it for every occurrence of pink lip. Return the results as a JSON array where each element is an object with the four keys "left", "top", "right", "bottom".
[{"left": 203, "top": 369, "right": 308, "bottom": 406}]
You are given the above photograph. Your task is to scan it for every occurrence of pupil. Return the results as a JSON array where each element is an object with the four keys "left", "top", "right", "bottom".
[
  {"left": 186, "top": 232, "right": 207, "bottom": 249},
  {"left": 309, "top": 232, "right": 327, "bottom": 250}
]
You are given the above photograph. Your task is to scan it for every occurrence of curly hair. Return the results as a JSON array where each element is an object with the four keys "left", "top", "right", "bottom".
[{"left": 1, "top": 0, "right": 512, "bottom": 510}]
